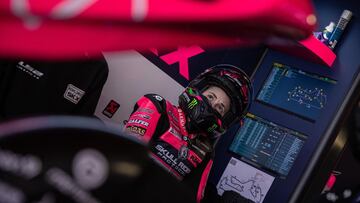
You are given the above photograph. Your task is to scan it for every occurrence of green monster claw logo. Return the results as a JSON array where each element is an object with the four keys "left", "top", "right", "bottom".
[
  {"left": 207, "top": 123, "right": 218, "bottom": 132},
  {"left": 188, "top": 98, "right": 198, "bottom": 109}
]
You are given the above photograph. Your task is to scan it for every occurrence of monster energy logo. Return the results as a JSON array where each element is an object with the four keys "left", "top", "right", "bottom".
[
  {"left": 188, "top": 98, "right": 198, "bottom": 109},
  {"left": 207, "top": 123, "right": 218, "bottom": 132}
]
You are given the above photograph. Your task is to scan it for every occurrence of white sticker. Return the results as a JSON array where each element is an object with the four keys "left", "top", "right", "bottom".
[
  {"left": 64, "top": 84, "right": 85, "bottom": 104},
  {"left": 217, "top": 157, "right": 275, "bottom": 203}
]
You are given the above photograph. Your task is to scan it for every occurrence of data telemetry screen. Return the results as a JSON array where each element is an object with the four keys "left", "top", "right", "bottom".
[
  {"left": 229, "top": 113, "right": 307, "bottom": 177},
  {"left": 257, "top": 63, "right": 337, "bottom": 121}
]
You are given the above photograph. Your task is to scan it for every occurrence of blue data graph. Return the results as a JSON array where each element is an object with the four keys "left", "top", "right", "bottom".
[
  {"left": 229, "top": 113, "right": 307, "bottom": 177},
  {"left": 257, "top": 63, "right": 337, "bottom": 121}
]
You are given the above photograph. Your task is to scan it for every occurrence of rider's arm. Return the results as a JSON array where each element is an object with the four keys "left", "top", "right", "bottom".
[{"left": 124, "top": 94, "right": 168, "bottom": 144}]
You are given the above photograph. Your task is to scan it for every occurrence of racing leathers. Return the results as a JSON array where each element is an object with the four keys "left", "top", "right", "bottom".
[{"left": 125, "top": 94, "right": 214, "bottom": 202}]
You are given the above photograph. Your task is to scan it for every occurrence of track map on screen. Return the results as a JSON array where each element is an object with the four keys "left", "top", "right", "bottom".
[{"left": 257, "top": 63, "right": 337, "bottom": 121}]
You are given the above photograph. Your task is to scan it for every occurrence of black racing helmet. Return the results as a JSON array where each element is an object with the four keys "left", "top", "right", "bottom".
[{"left": 189, "top": 64, "right": 253, "bottom": 129}]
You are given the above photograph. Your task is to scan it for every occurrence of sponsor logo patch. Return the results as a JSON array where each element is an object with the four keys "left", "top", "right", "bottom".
[
  {"left": 138, "top": 108, "right": 154, "bottom": 114},
  {"left": 154, "top": 144, "right": 191, "bottom": 175},
  {"left": 63, "top": 84, "right": 85, "bottom": 104},
  {"left": 178, "top": 109, "right": 187, "bottom": 133},
  {"left": 189, "top": 153, "right": 202, "bottom": 165},
  {"left": 188, "top": 98, "right": 198, "bottom": 109},
  {"left": 16, "top": 61, "right": 44, "bottom": 79},
  {"left": 178, "top": 146, "right": 189, "bottom": 160},
  {"left": 169, "top": 127, "right": 182, "bottom": 140},
  {"left": 134, "top": 113, "right": 151, "bottom": 120},
  {"left": 154, "top": 95, "right": 163, "bottom": 101},
  {"left": 167, "top": 110, "right": 179, "bottom": 122},
  {"left": 126, "top": 126, "right": 146, "bottom": 136},
  {"left": 182, "top": 92, "right": 191, "bottom": 102},
  {"left": 128, "top": 119, "right": 149, "bottom": 127},
  {"left": 102, "top": 100, "right": 120, "bottom": 118}
]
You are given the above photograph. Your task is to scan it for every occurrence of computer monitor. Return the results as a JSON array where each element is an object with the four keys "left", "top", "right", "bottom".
[
  {"left": 257, "top": 63, "right": 337, "bottom": 122},
  {"left": 229, "top": 113, "right": 307, "bottom": 177}
]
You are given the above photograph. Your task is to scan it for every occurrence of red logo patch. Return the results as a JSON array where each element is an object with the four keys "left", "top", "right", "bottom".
[{"left": 102, "top": 100, "right": 120, "bottom": 118}]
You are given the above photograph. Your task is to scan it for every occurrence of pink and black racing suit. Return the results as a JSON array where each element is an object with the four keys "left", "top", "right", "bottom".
[{"left": 125, "top": 94, "right": 214, "bottom": 202}]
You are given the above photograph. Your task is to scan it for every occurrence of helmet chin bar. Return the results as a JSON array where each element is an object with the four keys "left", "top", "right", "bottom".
[{"left": 178, "top": 87, "right": 225, "bottom": 139}]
